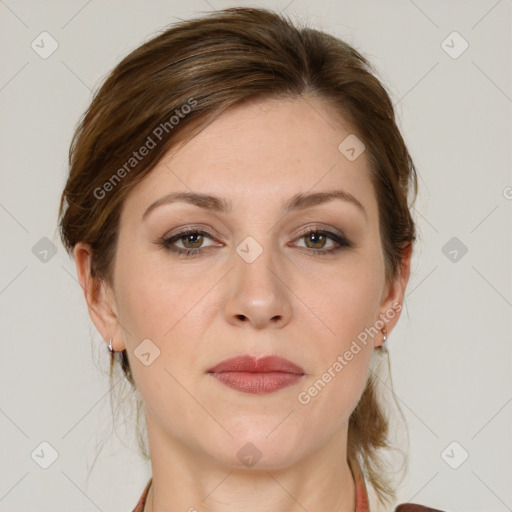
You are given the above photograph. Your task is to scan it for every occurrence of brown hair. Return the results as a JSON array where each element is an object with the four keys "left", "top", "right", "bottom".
[{"left": 58, "top": 7, "right": 417, "bottom": 507}]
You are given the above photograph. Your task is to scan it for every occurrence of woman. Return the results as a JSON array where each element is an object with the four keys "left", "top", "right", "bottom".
[{"left": 58, "top": 7, "right": 444, "bottom": 512}]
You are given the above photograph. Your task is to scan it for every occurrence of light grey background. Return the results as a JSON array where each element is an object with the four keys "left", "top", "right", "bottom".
[{"left": 1, "top": 1, "right": 511, "bottom": 511}]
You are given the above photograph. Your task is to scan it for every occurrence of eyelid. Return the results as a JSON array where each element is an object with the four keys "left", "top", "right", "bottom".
[
  {"left": 162, "top": 224, "right": 223, "bottom": 240},
  {"left": 162, "top": 223, "right": 347, "bottom": 243},
  {"left": 158, "top": 223, "right": 352, "bottom": 259},
  {"left": 293, "top": 223, "right": 345, "bottom": 239}
]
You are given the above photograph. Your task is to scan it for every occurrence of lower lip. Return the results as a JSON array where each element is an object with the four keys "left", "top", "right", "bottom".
[{"left": 210, "top": 372, "right": 303, "bottom": 394}]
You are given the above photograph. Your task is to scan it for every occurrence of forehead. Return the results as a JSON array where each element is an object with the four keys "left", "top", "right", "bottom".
[{"left": 122, "top": 96, "right": 377, "bottom": 222}]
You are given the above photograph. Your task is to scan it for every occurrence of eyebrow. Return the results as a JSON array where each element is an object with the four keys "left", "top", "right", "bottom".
[{"left": 141, "top": 189, "right": 367, "bottom": 221}]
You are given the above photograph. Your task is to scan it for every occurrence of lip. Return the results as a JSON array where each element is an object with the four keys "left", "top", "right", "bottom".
[
  {"left": 208, "top": 355, "right": 305, "bottom": 374},
  {"left": 207, "top": 355, "right": 305, "bottom": 395}
]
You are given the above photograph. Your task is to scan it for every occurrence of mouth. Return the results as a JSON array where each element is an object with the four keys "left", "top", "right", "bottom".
[{"left": 207, "top": 355, "right": 305, "bottom": 395}]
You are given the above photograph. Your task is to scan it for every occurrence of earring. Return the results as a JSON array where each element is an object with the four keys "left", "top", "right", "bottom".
[
  {"left": 108, "top": 338, "right": 114, "bottom": 353},
  {"left": 382, "top": 328, "right": 387, "bottom": 344}
]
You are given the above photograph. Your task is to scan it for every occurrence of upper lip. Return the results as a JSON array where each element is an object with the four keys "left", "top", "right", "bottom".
[{"left": 207, "top": 355, "right": 305, "bottom": 375}]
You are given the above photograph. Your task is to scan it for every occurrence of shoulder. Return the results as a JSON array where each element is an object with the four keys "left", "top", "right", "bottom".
[
  {"left": 395, "top": 504, "right": 446, "bottom": 512},
  {"left": 132, "top": 477, "right": 152, "bottom": 512}
]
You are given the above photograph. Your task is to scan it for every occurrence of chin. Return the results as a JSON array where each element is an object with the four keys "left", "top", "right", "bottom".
[{"left": 208, "top": 426, "right": 308, "bottom": 471}]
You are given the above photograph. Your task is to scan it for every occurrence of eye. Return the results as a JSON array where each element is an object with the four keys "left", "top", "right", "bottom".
[
  {"left": 158, "top": 227, "right": 352, "bottom": 258},
  {"left": 159, "top": 229, "right": 219, "bottom": 257},
  {"left": 292, "top": 228, "right": 351, "bottom": 255}
]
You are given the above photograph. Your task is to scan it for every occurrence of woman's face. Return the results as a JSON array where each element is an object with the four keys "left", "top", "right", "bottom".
[{"left": 80, "top": 95, "right": 408, "bottom": 469}]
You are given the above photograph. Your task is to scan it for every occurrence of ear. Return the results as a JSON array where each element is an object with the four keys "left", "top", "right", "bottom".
[
  {"left": 374, "top": 243, "right": 412, "bottom": 347},
  {"left": 73, "top": 242, "right": 126, "bottom": 352}
]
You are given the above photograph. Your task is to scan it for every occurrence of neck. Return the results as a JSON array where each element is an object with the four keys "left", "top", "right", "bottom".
[{"left": 142, "top": 416, "right": 356, "bottom": 512}]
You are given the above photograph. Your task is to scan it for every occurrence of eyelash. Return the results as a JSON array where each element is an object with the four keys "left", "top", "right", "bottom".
[{"left": 158, "top": 227, "right": 352, "bottom": 258}]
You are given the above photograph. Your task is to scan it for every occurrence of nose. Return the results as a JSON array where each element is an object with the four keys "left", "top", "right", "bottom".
[{"left": 222, "top": 244, "right": 293, "bottom": 330}]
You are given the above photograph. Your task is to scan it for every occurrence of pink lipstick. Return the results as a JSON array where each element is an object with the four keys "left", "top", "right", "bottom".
[{"left": 207, "top": 355, "right": 305, "bottom": 395}]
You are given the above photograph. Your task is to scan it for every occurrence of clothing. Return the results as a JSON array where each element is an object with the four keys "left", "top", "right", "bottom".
[{"left": 132, "top": 457, "right": 444, "bottom": 512}]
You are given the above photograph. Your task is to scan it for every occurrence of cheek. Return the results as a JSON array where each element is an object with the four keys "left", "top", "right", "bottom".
[
  {"left": 313, "top": 251, "right": 384, "bottom": 342},
  {"left": 116, "top": 274, "right": 168, "bottom": 342},
  {"left": 114, "top": 242, "right": 191, "bottom": 342},
  {"left": 114, "top": 268, "right": 205, "bottom": 422},
  {"left": 294, "top": 253, "right": 382, "bottom": 414},
  {"left": 295, "top": 338, "right": 372, "bottom": 442},
  {"left": 114, "top": 255, "right": 210, "bottom": 386},
  {"left": 297, "top": 313, "right": 373, "bottom": 430}
]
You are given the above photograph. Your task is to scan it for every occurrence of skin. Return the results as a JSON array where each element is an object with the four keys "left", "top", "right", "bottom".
[{"left": 74, "top": 95, "right": 411, "bottom": 512}]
